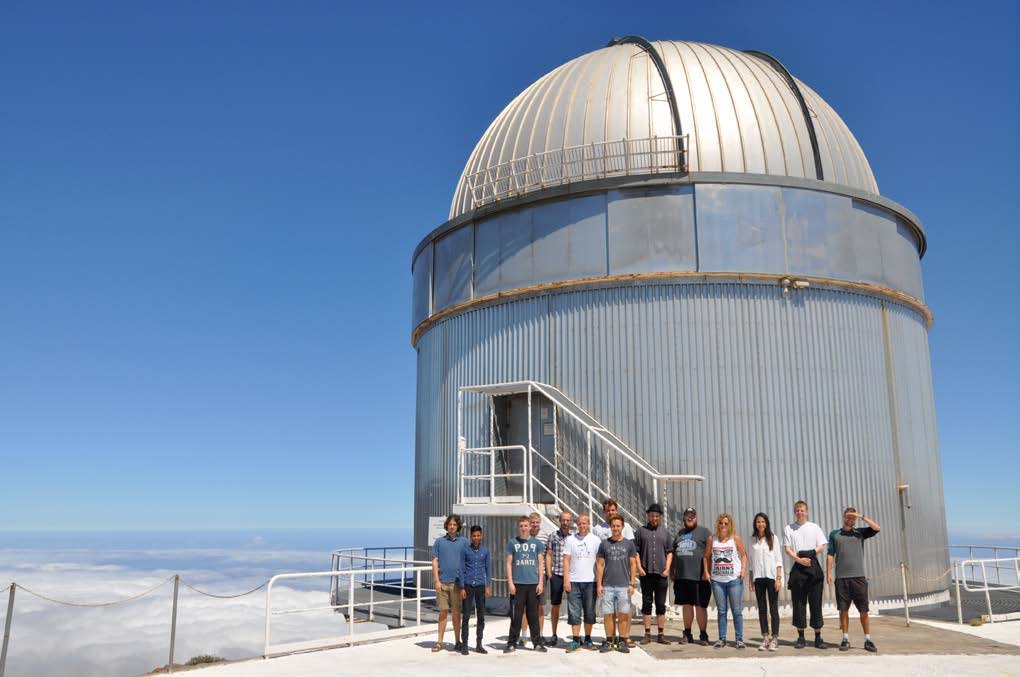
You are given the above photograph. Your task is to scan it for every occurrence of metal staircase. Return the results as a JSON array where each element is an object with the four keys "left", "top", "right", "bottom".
[{"left": 452, "top": 381, "right": 703, "bottom": 534}]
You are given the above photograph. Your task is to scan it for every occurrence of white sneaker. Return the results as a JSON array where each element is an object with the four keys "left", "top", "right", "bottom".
[
  {"left": 758, "top": 637, "right": 769, "bottom": 651},
  {"left": 768, "top": 637, "right": 779, "bottom": 651}
]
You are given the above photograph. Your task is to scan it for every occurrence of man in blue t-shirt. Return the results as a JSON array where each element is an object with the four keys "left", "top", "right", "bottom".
[
  {"left": 504, "top": 515, "right": 547, "bottom": 653},
  {"left": 431, "top": 514, "right": 468, "bottom": 653}
]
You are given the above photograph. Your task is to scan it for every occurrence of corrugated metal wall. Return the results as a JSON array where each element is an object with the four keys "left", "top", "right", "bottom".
[{"left": 414, "top": 282, "right": 948, "bottom": 598}]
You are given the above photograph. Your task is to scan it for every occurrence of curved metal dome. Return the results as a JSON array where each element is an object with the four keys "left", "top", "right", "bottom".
[{"left": 451, "top": 40, "right": 877, "bottom": 219}]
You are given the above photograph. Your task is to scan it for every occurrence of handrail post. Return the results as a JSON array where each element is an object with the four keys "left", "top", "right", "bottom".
[
  {"left": 981, "top": 562, "right": 994, "bottom": 623},
  {"left": 416, "top": 570, "right": 422, "bottom": 626},
  {"left": 369, "top": 561, "right": 376, "bottom": 622},
  {"left": 1, "top": 583, "right": 15, "bottom": 677},
  {"left": 348, "top": 572, "right": 356, "bottom": 640},
  {"left": 527, "top": 385, "right": 533, "bottom": 504},
  {"left": 399, "top": 559, "right": 406, "bottom": 626},
  {"left": 954, "top": 562, "right": 963, "bottom": 624},
  {"left": 489, "top": 449, "right": 495, "bottom": 503},
  {"left": 168, "top": 574, "right": 179, "bottom": 674},
  {"left": 586, "top": 431, "right": 594, "bottom": 518}
]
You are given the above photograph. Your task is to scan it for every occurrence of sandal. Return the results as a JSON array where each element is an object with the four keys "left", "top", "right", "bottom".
[
  {"left": 431, "top": 643, "right": 443, "bottom": 652},
  {"left": 625, "top": 638, "right": 637, "bottom": 648}
]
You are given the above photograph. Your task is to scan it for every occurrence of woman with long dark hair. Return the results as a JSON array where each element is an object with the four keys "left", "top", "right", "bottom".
[{"left": 748, "top": 512, "right": 783, "bottom": 651}]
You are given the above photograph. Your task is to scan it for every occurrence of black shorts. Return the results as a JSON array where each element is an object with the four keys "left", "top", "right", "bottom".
[
  {"left": 549, "top": 574, "right": 565, "bottom": 606},
  {"left": 673, "top": 578, "right": 711, "bottom": 608},
  {"left": 835, "top": 577, "right": 869, "bottom": 612}
]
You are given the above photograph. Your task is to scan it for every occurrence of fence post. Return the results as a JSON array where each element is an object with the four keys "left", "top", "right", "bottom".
[
  {"left": 168, "top": 575, "right": 179, "bottom": 674},
  {"left": 954, "top": 561, "right": 963, "bottom": 624},
  {"left": 1, "top": 583, "right": 15, "bottom": 677},
  {"left": 900, "top": 562, "right": 910, "bottom": 627}
]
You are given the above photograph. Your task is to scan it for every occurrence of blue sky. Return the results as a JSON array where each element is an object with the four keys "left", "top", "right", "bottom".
[{"left": 0, "top": 1, "right": 1016, "bottom": 535}]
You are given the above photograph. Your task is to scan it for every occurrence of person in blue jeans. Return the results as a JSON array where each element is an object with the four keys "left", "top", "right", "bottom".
[{"left": 703, "top": 513, "right": 749, "bottom": 649}]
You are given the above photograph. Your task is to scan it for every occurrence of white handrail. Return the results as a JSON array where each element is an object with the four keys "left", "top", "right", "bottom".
[
  {"left": 265, "top": 565, "right": 433, "bottom": 658},
  {"left": 956, "top": 556, "right": 1020, "bottom": 623}
]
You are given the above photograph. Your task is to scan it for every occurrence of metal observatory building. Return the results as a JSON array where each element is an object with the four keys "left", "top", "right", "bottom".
[{"left": 411, "top": 38, "right": 948, "bottom": 601}]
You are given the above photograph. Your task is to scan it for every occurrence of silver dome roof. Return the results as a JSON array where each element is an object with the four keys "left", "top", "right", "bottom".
[{"left": 451, "top": 40, "right": 877, "bottom": 219}]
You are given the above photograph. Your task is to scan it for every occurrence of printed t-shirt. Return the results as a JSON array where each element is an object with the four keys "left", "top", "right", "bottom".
[
  {"left": 563, "top": 532, "right": 601, "bottom": 583},
  {"left": 671, "top": 525, "right": 710, "bottom": 580},
  {"left": 597, "top": 537, "right": 637, "bottom": 588},
  {"left": 505, "top": 536, "right": 545, "bottom": 585}
]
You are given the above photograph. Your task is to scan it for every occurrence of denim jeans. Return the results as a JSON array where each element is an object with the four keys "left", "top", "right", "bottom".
[
  {"left": 711, "top": 578, "right": 744, "bottom": 641},
  {"left": 567, "top": 581, "right": 596, "bottom": 626}
]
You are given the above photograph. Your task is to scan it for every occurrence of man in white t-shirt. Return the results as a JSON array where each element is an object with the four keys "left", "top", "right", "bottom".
[
  {"left": 782, "top": 500, "right": 828, "bottom": 649},
  {"left": 562, "top": 514, "right": 602, "bottom": 652}
]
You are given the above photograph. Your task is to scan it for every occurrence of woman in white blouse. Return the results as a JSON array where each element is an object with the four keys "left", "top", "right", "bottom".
[{"left": 749, "top": 512, "right": 783, "bottom": 651}]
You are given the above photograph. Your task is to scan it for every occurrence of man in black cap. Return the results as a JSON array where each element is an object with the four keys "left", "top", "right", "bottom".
[
  {"left": 671, "top": 507, "right": 712, "bottom": 645},
  {"left": 634, "top": 503, "right": 672, "bottom": 645}
]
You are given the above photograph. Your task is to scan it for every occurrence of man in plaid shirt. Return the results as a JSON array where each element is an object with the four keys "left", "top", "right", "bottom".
[{"left": 545, "top": 511, "right": 574, "bottom": 646}]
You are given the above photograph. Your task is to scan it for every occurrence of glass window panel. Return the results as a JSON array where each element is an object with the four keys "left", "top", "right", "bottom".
[
  {"left": 411, "top": 243, "right": 432, "bottom": 326},
  {"left": 607, "top": 186, "right": 696, "bottom": 274},
  {"left": 696, "top": 184, "right": 785, "bottom": 272},
  {"left": 473, "top": 215, "right": 502, "bottom": 296},
  {"left": 497, "top": 208, "right": 533, "bottom": 290},
  {"left": 850, "top": 201, "right": 889, "bottom": 285},
  {"left": 433, "top": 226, "right": 473, "bottom": 310},
  {"left": 881, "top": 217, "right": 925, "bottom": 299},
  {"left": 533, "top": 195, "right": 608, "bottom": 283},
  {"left": 783, "top": 188, "right": 853, "bottom": 279}
]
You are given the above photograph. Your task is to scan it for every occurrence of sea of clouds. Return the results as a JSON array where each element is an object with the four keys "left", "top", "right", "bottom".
[{"left": 0, "top": 529, "right": 409, "bottom": 677}]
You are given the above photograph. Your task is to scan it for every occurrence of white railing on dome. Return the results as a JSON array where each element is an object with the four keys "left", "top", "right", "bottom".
[{"left": 465, "top": 135, "right": 689, "bottom": 210}]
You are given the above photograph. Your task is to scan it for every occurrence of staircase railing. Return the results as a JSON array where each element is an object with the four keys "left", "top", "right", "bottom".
[{"left": 456, "top": 381, "right": 703, "bottom": 527}]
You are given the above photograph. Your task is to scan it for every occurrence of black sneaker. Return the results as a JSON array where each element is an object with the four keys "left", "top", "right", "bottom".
[
  {"left": 814, "top": 635, "right": 827, "bottom": 649},
  {"left": 454, "top": 642, "right": 463, "bottom": 653},
  {"left": 534, "top": 642, "right": 547, "bottom": 653},
  {"left": 599, "top": 640, "right": 615, "bottom": 653},
  {"left": 517, "top": 638, "right": 525, "bottom": 648},
  {"left": 795, "top": 636, "right": 807, "bottom": 649},
  {"left": 459, "top": 644, "right": 469, "bottom": 655},
  {"left": 503, "top": 643, "right": 516, "bottom": 654},
  {"left": 475, "top": 641, "right": 487, "bottom": 654},
  {"left": 699, "top": 631, "right": 710, "bottom": 646},
  {"left": 839, "top": 638, "right": 850, "bottom": 651},
  {"left": 864, "top": 639, "right": 877, "bottom": 653},
  {"left": 680, "top": 630, "right": 692, "bottom": 644},
  {"left": 548, "top": 634, "right": 558, "bottom": 647}
]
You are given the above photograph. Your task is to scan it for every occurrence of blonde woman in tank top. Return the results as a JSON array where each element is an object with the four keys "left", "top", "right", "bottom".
[{"left": 702, "top": 513, "right": 748, "bottom": 649}]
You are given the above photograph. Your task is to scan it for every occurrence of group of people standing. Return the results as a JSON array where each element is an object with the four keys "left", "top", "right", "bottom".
[{"left": 431, "top": 498, "right": 881, "bottom": 656}]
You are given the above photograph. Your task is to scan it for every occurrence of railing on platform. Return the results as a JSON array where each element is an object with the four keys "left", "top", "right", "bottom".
[{"left": 265, "top": 564, "right": 435, "bottom": 658}]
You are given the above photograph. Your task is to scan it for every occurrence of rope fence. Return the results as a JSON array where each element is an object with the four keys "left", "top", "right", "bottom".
[{"left": 0, "top": 575, "right": 273, "bottom": 677}]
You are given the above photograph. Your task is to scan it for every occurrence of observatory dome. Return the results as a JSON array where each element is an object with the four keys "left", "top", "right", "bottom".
[{"left": 451, "top": 40, "right": 877, "bottom": 219}]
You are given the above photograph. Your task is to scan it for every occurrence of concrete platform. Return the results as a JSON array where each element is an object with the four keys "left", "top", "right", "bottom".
[
  {"left": 640, "top": 615, "right": 1020, "bottom": 659},
  {"left": 187, "top": 614, "right": 1020, "bottom": 677}
]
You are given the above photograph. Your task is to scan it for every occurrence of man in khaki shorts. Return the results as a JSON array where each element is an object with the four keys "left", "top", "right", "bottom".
[{"left": 432, "top": 513, "right": 468, "bottom": 652}]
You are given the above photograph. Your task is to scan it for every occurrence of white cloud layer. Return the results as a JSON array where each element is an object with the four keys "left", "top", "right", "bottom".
[{"left": 0, "top": 547, "right": 390, "bottom": 677}]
